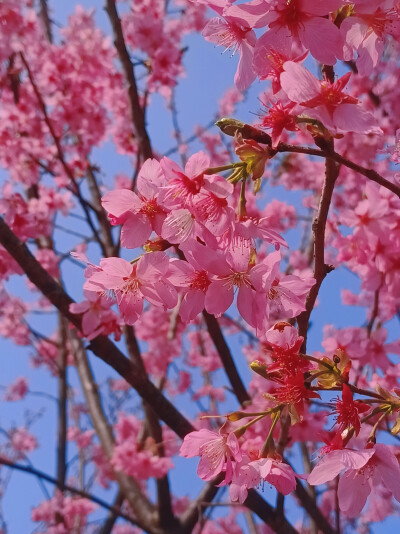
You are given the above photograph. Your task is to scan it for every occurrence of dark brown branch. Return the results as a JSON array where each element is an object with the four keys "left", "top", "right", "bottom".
[
  {"left": 203, "top": 312, "right": 250, "bottom": 406},
  {"left": 99, "top": 491, "right": 124, "bottom": 534},
  {"left": 244, "top": 491, "right": 298, "bottom": 534},
  {"left": 180, "top": 483, "right": 220, "bottom": 533},
  {"left": 0, "top": 216, "right": 304, "bottom": 534},
  {"left": 56, "top": 317, "right": 68, "bottom": 491},
  {"left": 39, "top": 0, "right": 53, "bottom": 43},
  {"left": 0, "top": 457, "right": 143, "bottom": 529},
  {"left": 123, "top": 325, "right": 177, "bottom": 530},
  {"left": 297, "top": 141, "right": 340, "bottom": 351},
  {"left": 293, "top": 480, "right": 335, "bottom": 534},
  {"left": 105, "top": 0, "right": 153, "bottom": 160},
  {"left": 67, "top": 330, "right": 158, "bottom": 532}
]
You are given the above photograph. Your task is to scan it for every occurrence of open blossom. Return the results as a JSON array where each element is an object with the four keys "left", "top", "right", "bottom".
[
  {"left": 308, "top": 444, "right": 400, "bottom": 516},
  {"left": 83, "top": 252, "right": 177, "bottom": 325},
  {"left": 169, "top": 256, "right": 212, "bottom": 322},
  {"left": 261, "top": 322, "right": 309, "bottom": 377},
  {"left": 258, "top": 99, "right": 299, "bottom": 147},
  {"left": 331, "top": 383, "right": 369, "bottom": 435},
  {"left": 226, "top": 0, "right": 345, "bottom": 65},
  {"left": 187, "top": 241, "right": 266, "bottom": 327},
  {"left": 253, "top": 250, "right": 315, "bottom": 330},
  {"left": 280, "top": 61, "right": 382, "bottom": 135},
  {"left": 160, "top": 151, "right": 210, "bottom": 208},
  {"left": 180, "top": 428, "right": 242, "bottom": 483},
  {"left": 252, "top": 457, "right": 297, "bottom": 495},
  {"left": 271, "top": 372, "right": 320, "bottom": 423},
  {"left": 341, "top": 0, "right": 400, "bottom": 76},
  {"left": 203, "top": 16, "right": 257, "bottom": 91},
  {"left": 253, "top": 30, "right": 307, "bottom": 93},
  {"left": 69, "top": 289, "right": 122, "bottom": 340},
  {"left": 101, "top": 159, "right": 167, "bottom": 249}
]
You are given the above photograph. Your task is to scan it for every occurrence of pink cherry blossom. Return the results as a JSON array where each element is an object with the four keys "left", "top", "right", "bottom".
[
  {"left": 101, "top": 158, "right": 167, "bottom": 249},
  {"left": 280, "top": 61, "right": 382, "bottom": 135},
  {"left": 308, "top": 444, "right": 400, "bottom": 516},
  {"left": 180, "top": 428, "right": 242, "bottom": 483},
  {"left": 226, "top": 0, "right": 345, "bottom": 65},
  {"left": 341, "top": 1, "right": 400, "bottom": 76},
  {"left": 83, "top": 252, "right": 177, "bottom": 325},
  {"left": 69, "top": 289, "right": 122, "bottom": 340},
  {"left": 251, "top": 457, "right": 297, "bottom": 495},
  {"left": 202, "top": 16, "right": 257, "bottom": 91}
]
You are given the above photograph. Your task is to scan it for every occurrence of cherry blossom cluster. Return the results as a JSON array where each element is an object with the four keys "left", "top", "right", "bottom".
[
  {"left": 81, "top": 154, "right": 314, "bottom": 330},
  {"left": 0, "top": 0, "right": 400, "bottom": 532}
]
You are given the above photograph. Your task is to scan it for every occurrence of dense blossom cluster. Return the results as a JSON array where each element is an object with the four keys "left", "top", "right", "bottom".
[{"left": 0, "top": 0, "right": 399, "bottom": 533}]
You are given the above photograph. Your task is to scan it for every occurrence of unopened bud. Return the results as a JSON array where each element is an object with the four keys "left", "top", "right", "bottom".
[
  {"left": 228, "top": 411, "right": 248, "bottom": 422},
  {"left": 144, "top": 238, "right": 171, "bottom": 252},
  {"left": 215, "top": 118, "right": 245, "bottom": 137},
  {"left": 250, "top": 360, "right": 269, "bottom": 379}
]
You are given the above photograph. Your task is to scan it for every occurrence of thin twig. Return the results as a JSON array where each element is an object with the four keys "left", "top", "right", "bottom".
[
  {"left": 217, "top": 121, "right": 400, "bottom": 198},
  {"left": 105, "top": 0, "right": 153, "bottom": 160},
  {"left": 0, "top": 458, "right": 142, "bottom": 528}
]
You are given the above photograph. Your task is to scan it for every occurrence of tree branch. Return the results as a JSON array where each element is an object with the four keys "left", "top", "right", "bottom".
[
  {"left": 38, "top": 0, "right": 53, "bottom": 43},
  {"left": 203, "top": 312, "right": 250, "bottom": 406},
  {"left": 56, "top": 317, "right": 68, "bottom": 491},
  {"left": 105, "top": 0, "right": 153, "bottom": 160},
  {"left": 297, "top": 141, "right": 340, "bottom": 351},
  {"left": 216, "top": 120, "right": 400, "bottom": 199},
  {"left": 0, "top": 216, "right": 300, "bottom": 534},
  {"left": 0, "top": 457, "right": 143, "bottom": 529}
]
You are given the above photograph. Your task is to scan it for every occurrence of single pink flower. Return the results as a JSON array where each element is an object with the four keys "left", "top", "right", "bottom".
[
  {"left": 341, "top": 1, "right": 400, "bottom": 76},
  {"left": 202, "top": 16, "right": 257, "bottom": 91},
  {"left": 280, "top": 61, "right": 382, "bottom": 135},
  {"left": 308, "top": 444, "right": 400, "bottom": 517},
  {"left": 251, "top": 457, "right": 297, "bottom": 495},
  {"left": 253, "top": 29, "right": 307, "bottom": 92},
  {"left": 168, "top": 258, "right": 211, "bottom": 322},
  {"left": 229, "top": 456, "right": 260, "bottom": 503},
  {"left": 101, "top": 159, "right": 167, "bottom": 249},
  {"left": 83, "top": 252, "right": 177, "bottom": 325},
  {"left": 180, "top": 428, "right": 242, "bottom": 483}
]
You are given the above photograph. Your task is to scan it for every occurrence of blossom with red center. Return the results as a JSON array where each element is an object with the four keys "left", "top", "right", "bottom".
[
  {"left": 101, "top": 158, "right": 167, "bottom": 249},
  {"left": 180, "top": 428, "right": 242, "bottom": 483},
  {"left": 258, "top": 99, "right": 298, "bottom": 147},
  {"left": 331, "top": 384, "right": 369, "bottom": 435},
  {"left": 280, "top": 61, "right": 382, "bottom": 135},
  {"left": 160, "top": 152, "right": 209, "bottom": 208},
  {"left": 169, "top": 257, "right": 212, "bottom": 322},
  {"left": 261, "top": 322, "right": 309, "bottom": 377},
  {"left": 227, "top": 0, "right": 344, "bottom": 65},
  {"left": 271, "top": 372, "right": 320, "bottom": 423},
  {"left": 202, "top": 14, "right": 257, "bottom": 91},
  {"left": 342, "top": 1, "right": 400, "bottom": 76},
  {"left": 83, "top": 252, "right": 177, "bottom": 325},
  {"left": 252, "top": 250, "right": 315, "bottom": 331},
  {"left": 253, "top": 29, "right": 308, "bottom": 93}
]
